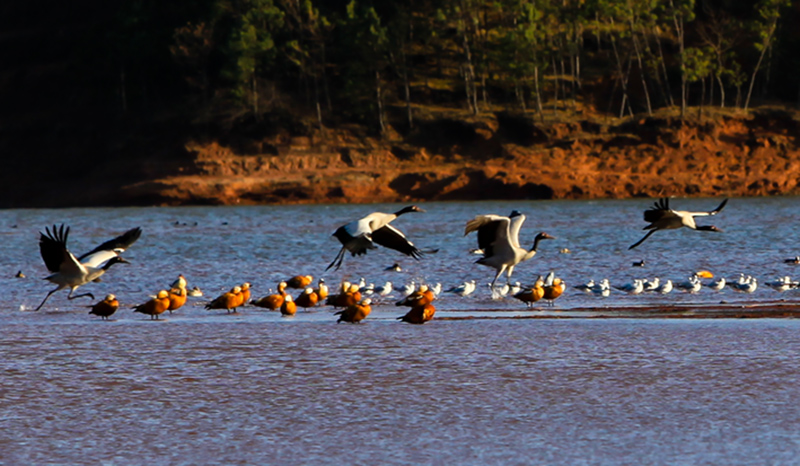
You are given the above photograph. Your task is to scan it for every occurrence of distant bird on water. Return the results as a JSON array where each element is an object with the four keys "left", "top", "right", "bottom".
[
  {"left": 36, "top": 224, "right": 141, "bottom": 311},
  {"left": 465, "top": 210, "right": 554, "bottom": 290},
  {"left": 629, "top": 198, "right": 728, "bottom": 250},
  {"left": 385, "top": 263, "right": 403, "bottom": 272},
  {"left": 326, "top": 205, "right": 426, "bottom": 271}
]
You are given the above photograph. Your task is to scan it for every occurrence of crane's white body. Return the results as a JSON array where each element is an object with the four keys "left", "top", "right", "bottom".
[{"left": 465, "top": 212, "right": 553, "bottom": 290}]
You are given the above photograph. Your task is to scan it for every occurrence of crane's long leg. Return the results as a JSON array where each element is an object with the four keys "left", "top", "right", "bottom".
[
  {"left": 67, "top": 287, "right": 95, "bottom": 301},
  {"left": 490, "top": 266, "right": 506, "bottom": 291},
  {"left": 35, "top": 287, "right": 61, "bottom": 311},
  {"left": 628, "top": 230, "right": 657, "bottom": 250},
  {"left": 326, "top": 247, "right": 347, "bottom": 271},
  {"left": 506, "top": 265, "right": 516, "bottom": 286}
]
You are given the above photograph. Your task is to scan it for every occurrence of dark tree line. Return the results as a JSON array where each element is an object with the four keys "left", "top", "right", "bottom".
[{"left": 3, "top": 0, "right": 800, "bottom": 135}]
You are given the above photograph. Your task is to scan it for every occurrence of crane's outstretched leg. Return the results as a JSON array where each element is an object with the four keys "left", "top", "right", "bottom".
[
  {"left": 629, "top": 230, "right": 657, "bottom": 250},
  {"left": 35, "top": 286, "right": 62, "bottom": 311},
  {"left": 505, "top": 265, "right": 516, "bottom": 288},
  {"left": 67, "top": 287, "right": 95, "bottom": 301},
  {"left": 490, "top": 266, "right": 506, "bottom": 291}
]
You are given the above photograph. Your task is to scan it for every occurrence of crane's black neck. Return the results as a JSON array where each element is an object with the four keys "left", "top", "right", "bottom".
[
  {"left": 102, "top": 257, "right": 128, "bottom": 270},
  {"left": 394, "top": 205, "right": 420, "bottom": 216}
]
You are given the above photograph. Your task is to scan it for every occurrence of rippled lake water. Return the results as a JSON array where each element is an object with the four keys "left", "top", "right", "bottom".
[{"left": 2, "top": 198, "right": 800, "bottom": 464}]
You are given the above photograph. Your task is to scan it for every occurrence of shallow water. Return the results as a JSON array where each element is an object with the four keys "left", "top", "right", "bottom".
[{"left": 2, "top": 198, "right": 800, "bottom": 463}]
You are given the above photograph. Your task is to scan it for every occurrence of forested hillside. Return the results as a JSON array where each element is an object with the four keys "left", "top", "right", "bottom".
[{"left": 1, "top": 0, "right": 799, "bottom": 206}]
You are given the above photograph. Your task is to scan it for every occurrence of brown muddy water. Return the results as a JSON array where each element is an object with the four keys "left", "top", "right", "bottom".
[{"left": 2, "top": 199, "right": 800, "bottom": 463}]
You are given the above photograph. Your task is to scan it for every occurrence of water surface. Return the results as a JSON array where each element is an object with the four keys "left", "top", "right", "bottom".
[{"left": 2, "top": 198, "right": 800, "bottom": 464}]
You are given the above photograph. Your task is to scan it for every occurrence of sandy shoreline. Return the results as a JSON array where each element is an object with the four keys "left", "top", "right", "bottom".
[{"left": 436, "top": 301, "right": 800, "bottom": 319}]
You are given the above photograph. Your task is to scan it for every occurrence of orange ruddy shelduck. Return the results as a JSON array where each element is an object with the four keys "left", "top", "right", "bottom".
[
  {"left": 286, "top": 275, "right": 313, "bottom": 289},
  {"left": 395, "top": 284, "right": 435, "bottom": 307},
  {"left": 239, "top": 282, "right": 251, "bottom": 306},
  {"left": 315, "top": 278, "right": 329, "bottom": 301},
  {"left": 513, "top": 278, "right": 545, "bottom": 308},
  {"left": 133, "top": 290, "right": 170, "bottom": 320},
  {"left": 398, "top": 303, "right": 435, "bottom": 324},
  {"left": 542, "top": 274, "right": 565, "bottom": 306},
  {"left": 206, "top": 286, "right": 243, "bottom": 313},
  {"left": 327, "top": 281, "right": 360, "bottom": 308},
  {"left": 295, "top": 288, "right": 319, "bottom": 309},
  {"left": 281, "top": 295, "right": 297, "bottom": 316},
  {"left": 167, "top": 286, "right": 187, "bottom": 314},
  {"left": 252, "top": 282, "right": 287, "bottom": 310},
  {"left": 335, "top": 298, "right": 372, "bottom": 324},
  {"left": 89, "top": 294, "right": 120, "bottom": 320}
]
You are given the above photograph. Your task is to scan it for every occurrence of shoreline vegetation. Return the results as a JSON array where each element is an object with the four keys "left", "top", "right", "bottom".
[{"left": 1, "top": 1, "right": 799, "bottom": 207}]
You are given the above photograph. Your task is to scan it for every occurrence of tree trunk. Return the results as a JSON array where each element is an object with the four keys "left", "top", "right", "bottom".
[
  {"left": 745, "top": 18, "right": 778, "bottom": 111},
  {"left": 610, "top": 29, "right": 632, "bottom": 117},
  {"left": 629, "top": 17, "right": 653, "bottom": 115},
  {"left": 715, "top": 73, "right": 726, "bottom": 108},
  {"left": 669, "top": 1, "right": 686, "bottom": 118},
  {"left": 321, "top": 43, "right": 332, "bottom": 112},
  {"left": 534, "top": 65, "right": 544, "bottom": 122},
  {"left": 461, "top": 30, "right": 478, "bottom": 114},
  {"left": 314, "top": 76, "right": 323, "bottom": 129},
  {"left": 252, "top": 74, "right": 258, "bottom": 116},
  {"left": 552, "top": 55, "right": 559, "bottom": 116},
  {"left": 376, "top": 70, "right": 385, "bottom": 134},
  {"left": 654, "top": 31, "right": 675, "bottom": 107},
  {"left": 401, "top": 46, "right": 413, "bottom": 129}
]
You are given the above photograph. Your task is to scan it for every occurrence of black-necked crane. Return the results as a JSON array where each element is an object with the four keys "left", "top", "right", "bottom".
[
  {"left": 36, "top": 224, "right": 142, "bottom": 311},
  {"left": 465, "top": 211, "right": 554, "bottom": 290},
  {"left": 628, "top": 198, "right": 728, "bottom": 250},
  {"left": 326, "top": 205, "right": 426, "bottom": 271}
]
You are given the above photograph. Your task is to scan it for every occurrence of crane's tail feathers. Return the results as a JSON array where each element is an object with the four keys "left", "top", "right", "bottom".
[{"left": 628, "top": 230, "right": 657, "bottom": 250}]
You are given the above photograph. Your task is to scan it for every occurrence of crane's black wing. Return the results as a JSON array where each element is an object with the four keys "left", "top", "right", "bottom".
[
  {"left": 371, "top": 225, "right": 423, "bottom": 259},
  {"left": 39, "top": 224, "right": 71, "bottom": 273},
  {"left": 78, "top": 227, "right": 142, "bottom": 261},
  {"left": 643, "top": 198, "right": 671, "bottom": 223}
]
